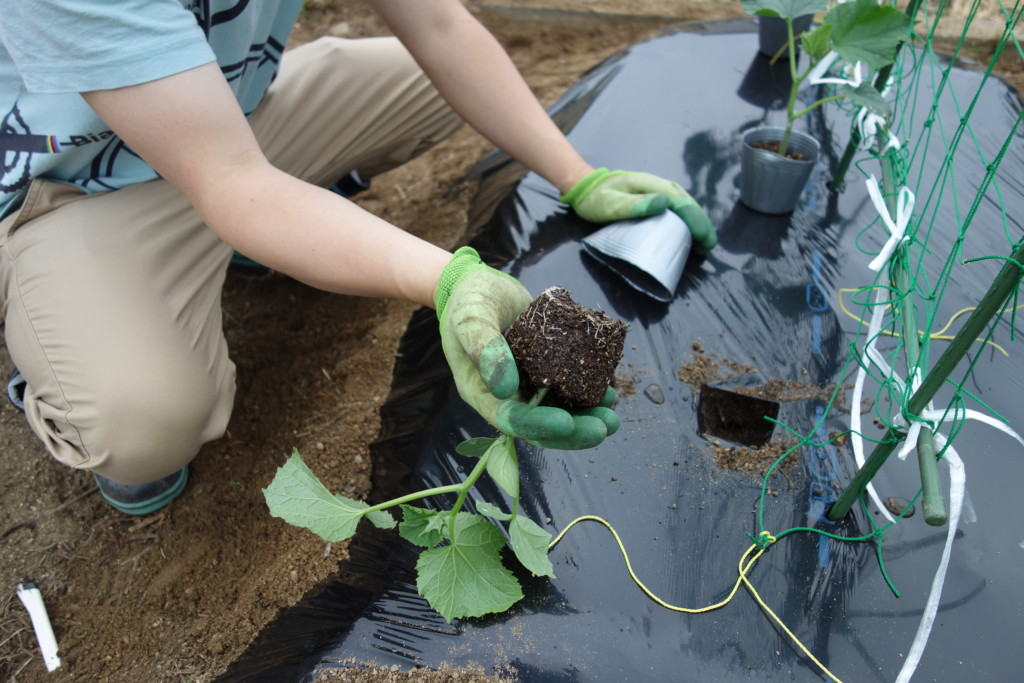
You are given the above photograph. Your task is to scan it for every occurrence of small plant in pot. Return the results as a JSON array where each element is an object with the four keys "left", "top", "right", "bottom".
[{"left": 739, "top": 0, "right": 911, "bottom": 214}]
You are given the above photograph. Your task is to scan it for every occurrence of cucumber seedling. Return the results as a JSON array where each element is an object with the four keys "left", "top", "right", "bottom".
[{"left": 264, "top": 287, "right": 626, "bottom": 621}]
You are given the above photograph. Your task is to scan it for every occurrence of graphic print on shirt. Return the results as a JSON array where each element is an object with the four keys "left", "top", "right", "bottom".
[
  {"left": 224, "top": 35, "right": 285, "bottom": 86},
  {"left": 190, "top": 0, "right": 286, "bottom": 108},
  {"left": 0, "top": 0, "right": 304, "bottom": 217},
  {"left": 1, "top": 101, "right": 130, "bottom": 196},
  {"left": 0, "top": 103, "right": 60, "bottom": 194},
  {"left": 83, "top": 137, "right": 139, "bottom": 193}
]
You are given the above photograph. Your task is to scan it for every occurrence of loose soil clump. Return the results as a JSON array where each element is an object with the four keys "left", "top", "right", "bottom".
[
  {"left": 709, "top": 438, "right": 800, "bottom": 485},
  {"left": 316, "top": 662, "right": 512, "bottom": 682},
  {"left": 505, "top": 286, "right": 628, "bottom": 409}
]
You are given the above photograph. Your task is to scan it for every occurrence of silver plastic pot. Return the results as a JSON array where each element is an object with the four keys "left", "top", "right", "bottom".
[
  {"left": 582, "top": 211, "right": 692, "bottom": 303},
  {"left": 739, "top": 127, "right": 820, "bottom": 215}
]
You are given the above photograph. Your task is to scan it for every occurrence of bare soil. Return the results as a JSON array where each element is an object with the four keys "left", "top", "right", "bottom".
[
  {"left": 752, "top": 140, "right": 807, "bottom": 161},
  {"left": 1, "top": 2, "right": 1017, "bottom": 682}
]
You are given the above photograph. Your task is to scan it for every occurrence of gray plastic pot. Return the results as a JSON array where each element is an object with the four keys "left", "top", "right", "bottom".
[
  {"left": 739, "top": 127, "right": 820, "bottom": 215},
  {"left": 758, "top": 14, "right": 814, "bottom": 59}
]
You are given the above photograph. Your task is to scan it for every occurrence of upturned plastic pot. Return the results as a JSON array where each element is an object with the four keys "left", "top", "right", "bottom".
[
  {"left": 582, "top": 211, "right": 692, "bottom": 302},
  {"left": 758, "top": 14, "right": 814, "bottom": 59},
  {"left": 739, "top": 127, "right": 820, "bottom": 215}
]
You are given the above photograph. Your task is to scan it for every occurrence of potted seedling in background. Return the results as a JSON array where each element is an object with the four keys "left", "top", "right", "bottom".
[
  {"left": 264, "top": 286, "right": 627, "bottom": 622},
  {"left": 739, "top": 0, "right": 911, "bottom": 214}
]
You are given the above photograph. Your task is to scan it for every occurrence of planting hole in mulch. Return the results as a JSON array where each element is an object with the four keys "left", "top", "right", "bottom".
[
  {"left": 698, "top": 384, "right": 780, "bottom": 447},
  {"left": 505, "top": 286, "right": 628, "bottom": 409}
]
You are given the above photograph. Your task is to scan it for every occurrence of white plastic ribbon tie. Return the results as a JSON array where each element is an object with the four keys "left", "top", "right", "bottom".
[
  {"left": 855, "top": 107, "right": 901, "bottom": 152},
  {"left": 865, "top": 174, "right": 914, "bottom": 271},
  {"left": 849, "top": 286, "right": 893, "bottom": 520},
  {"left": 16, "top": 582, "right": 61, "bottom": 672},
  {"left": 805, "top": 50, "right": 841, "bottom": 87},
  {"left": 895, "top": 437, "right": 965, "bottom": 683}
]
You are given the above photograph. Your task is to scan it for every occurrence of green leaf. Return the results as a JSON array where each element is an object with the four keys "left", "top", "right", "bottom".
[
  {"left": 800, "top": 22, "right": 833, "bottom": 60},
  {"left": 263, "top": 450, "right": 368, "bottom": 542},
  {"left": 415, "top": 514, "right": 523, "bottom": 621},
  {"left": 842, "top": 82, "right": 892, "bottom": 117},
  {"left": 826, "top": 0, "right": 910, "bottom": 70},
  {"left": 475, "top": 501, "right": 513, "bottom": 521},
  {"left": 485, "top": 437, "right": 520, "bottom": 499},
  {"left": 741, "top": 0, "right": 827, "bottom": 19},
  {"left": 364, "top": 507, "right": 397, "bottom": 530},
  {"left": 456, "top": 437, "right": 496, "bottom": 458},
  {"left": 399, "top": 505, "right": 446, "bottom": 547},
  {"left": 509, "top": 516, "right": 555, "bottom": 579}
]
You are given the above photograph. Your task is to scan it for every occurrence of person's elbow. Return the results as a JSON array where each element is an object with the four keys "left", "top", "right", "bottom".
[{"left": 182, "top": 153, "right": 279, "bottom": 242}]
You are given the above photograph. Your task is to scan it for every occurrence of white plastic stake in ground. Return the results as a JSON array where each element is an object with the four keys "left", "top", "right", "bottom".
[{"left": 15, "top": 582, "right": 61, "bottom": 672}]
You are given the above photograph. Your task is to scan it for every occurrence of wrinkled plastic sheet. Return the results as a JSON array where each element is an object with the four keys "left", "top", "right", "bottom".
[{"left": 222, "top": 20, "right": 1024, "bottom": 682}]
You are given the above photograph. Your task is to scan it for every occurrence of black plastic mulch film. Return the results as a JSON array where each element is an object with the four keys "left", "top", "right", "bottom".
[{"left": 222, "top": 20, "right": 1024, "bottom": 682}]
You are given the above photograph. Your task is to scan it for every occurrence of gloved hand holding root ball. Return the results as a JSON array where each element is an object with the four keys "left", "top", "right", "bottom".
[
  {"left": 437, "top": 166, "right": 714, "bottom": 447},
  {"left": 561, "top": 167, "right": 718, "bottom": 254},
  {"left": 436, "top": 247, "right": 623, "bottom": 450}
]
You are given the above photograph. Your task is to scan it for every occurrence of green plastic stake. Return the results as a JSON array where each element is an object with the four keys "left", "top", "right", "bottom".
[
  {"left": 882, "top": 159, "right": 948, "bottom": 527},
  {"left": 829, "top": 235, "right": 1024, "bottom": 521},
  {"left": 916, "top": 431, "right": 948, "bottom": 525}
]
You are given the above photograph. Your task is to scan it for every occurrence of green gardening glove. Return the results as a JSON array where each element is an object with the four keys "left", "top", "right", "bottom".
[
  {"left": 561, "top": 167, "right": 718, "bottom": 254},
  {"left": 435, "top": 247, "right": 620, "bottom": 450}
]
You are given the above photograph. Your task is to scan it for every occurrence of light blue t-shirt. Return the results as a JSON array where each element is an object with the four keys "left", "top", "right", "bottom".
[{"left": 0, "top": 0, "right": 304, "bottom": 218}]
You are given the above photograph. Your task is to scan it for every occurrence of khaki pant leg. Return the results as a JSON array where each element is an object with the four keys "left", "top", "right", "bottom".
[
  {"left": 249, "top": 36, "right": 464, "bottom": 184},
  {"left": 0, "top": 180, "right": 235, "bottom": 485}
]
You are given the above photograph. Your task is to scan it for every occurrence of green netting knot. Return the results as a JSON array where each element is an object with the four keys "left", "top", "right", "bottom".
[
  {"left": 746, "top": 530, "right": 778, "bottom": 550},
  {"left": 899, "top": 405, "right": 935, "bottom": 433}
]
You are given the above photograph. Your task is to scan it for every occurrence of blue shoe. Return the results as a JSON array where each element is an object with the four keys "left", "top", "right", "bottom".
[
  {"left": 7, "top": 367, "right": 25, "bottom": 412},
  {"left": 229, "top": 251, "right": 269, "bottom": 273},
  {"left": 330, "top": 169, "right": 370, "bottom": 198},
  {"left": 7, "top": 367, "right": 186, "bottom": 514},
  {"left": 93, "top": 467, "right": 189, "bottom": 516}
]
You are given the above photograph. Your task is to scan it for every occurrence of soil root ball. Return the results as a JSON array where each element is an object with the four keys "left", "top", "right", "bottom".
[{"left": 505, "top": 286, "right": 628, "bottom": 409}]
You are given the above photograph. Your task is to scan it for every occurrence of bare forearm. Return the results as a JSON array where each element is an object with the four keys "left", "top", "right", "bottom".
[
  {"left": 82, "top": 63, "right": 451, "bottom": 309},
  {"left": 199, "top": 166, "right": 450, "bottom": 308},
  {"left": 374, "top": 1, "right": 592, "bottom": 194}
]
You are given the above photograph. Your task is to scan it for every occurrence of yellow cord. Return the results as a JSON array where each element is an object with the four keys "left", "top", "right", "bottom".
[
  {"left": 737, "top": 555, "right": 843, "bottom": 683},
  {"left": 550, "top": 517, "right": 844, "bottom": 683},
  {"left": 836, "top": 287, "right": 1021, "bottom": 357}
]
